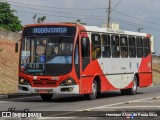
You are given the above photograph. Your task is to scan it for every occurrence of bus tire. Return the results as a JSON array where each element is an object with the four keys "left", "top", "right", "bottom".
[
  {"left": 85, "top": 80, "right": 97, "bottom": 100},
  {"left": 121, "top": 76, "right": 137, "bottom": 95},
  {"left": 40, "top": 94, "right": 53, "bottom": 101}
]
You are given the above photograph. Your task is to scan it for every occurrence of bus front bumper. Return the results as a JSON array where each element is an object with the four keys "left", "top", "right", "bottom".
[{"left": 18, "top": 85, "right": 79, "bottom": 94}]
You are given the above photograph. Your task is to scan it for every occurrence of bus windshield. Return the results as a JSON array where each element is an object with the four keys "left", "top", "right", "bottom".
[{"left": 21, "top": 36, "right": 74, "bottom": 75}]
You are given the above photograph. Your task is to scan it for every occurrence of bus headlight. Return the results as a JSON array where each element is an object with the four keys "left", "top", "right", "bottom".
[
  {"left": 60, "top": 78, "right": 76, "bottom": 86},
  {"left": 19, "top": 78, "right": 30, "bottom": 85}
]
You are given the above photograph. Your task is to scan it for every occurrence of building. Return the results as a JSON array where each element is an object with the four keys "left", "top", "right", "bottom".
[
  {"left": 150, "top": 35, "right": 154, "bottom": 53},
  {"left": 102, "top": 22, "right": 120, "bottom": 30}
]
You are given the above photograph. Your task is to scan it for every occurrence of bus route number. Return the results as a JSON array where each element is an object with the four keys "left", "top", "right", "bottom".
[{"left": 26, "top": 64, "right": 43, "bottom": 69}]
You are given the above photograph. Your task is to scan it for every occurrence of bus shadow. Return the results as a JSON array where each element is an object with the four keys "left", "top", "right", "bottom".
[
  {"left": 45, "top": 91, "right": 143, "bottom": 102},
  {"left": 49, "top": 91, "right": 144, "bottom": 103},
  {"left": 5, "top": 91, "right": 144, "bottom": 103}
]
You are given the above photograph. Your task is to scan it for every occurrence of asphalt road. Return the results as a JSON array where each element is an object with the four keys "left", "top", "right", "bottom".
[{"left": 0, "top": 85, "right": 160, "bottom": 120}]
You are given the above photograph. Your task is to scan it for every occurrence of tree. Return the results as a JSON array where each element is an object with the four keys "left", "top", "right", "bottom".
[
  {"left": 32, "top": 14, "right": 37, "bottom": 24},
  {"left": 32, "top": 14, "right": 46, "bottom": 24},
  {"left": 41, "top": 16, "right": 46, "bottom": 23},
  {"left": 37, "top": 16, "right": 46, "bottom": 23},
  {"left": 75, "top": 19, "right": 86, "bottom": 25},
  {"left": 0, "top": 2, "right": 22, "bottom": 32}
]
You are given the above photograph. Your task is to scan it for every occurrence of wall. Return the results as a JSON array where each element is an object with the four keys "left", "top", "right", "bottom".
[
  {"left": 0, "top": 29, "right": 21, "bottom": 42},
  {"left": 152, "top": 55, "right": 160, "bottom": 64}
]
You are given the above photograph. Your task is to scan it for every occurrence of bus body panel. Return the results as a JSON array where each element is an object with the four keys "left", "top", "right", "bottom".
[
  {"left": 18, "top": 22, "right": 152, "bottom": 96},
  {"left": 138, "top": 54, "right": 152, "bottom": 87}
]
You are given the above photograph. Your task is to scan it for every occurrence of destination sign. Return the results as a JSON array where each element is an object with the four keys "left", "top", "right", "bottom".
[
  {"left": 33, "top": 27, "right": 68, "bottom": 34},
  {"left": 23, "top": 26, "right": 76, "bottom": 36}
]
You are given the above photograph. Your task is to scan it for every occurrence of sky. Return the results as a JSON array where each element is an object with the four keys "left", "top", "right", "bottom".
[{"left": 3, "top": 0, "right": 160, "bottom": 54}]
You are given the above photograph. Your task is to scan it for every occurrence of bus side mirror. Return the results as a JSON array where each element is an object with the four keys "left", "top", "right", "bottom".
[{"left": 15, "top": 43, "right": 18, "bottom": 52}]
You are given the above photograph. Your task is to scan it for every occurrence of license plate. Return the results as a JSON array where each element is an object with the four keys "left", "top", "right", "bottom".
[{"left": 38, "top": 90, "right": 49, "bottom": 93}]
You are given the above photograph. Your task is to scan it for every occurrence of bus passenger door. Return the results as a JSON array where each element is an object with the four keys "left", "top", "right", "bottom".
[
  {"left": 80, "top": 37, "right": 91, "bottom": 94},
  {"left": 74, "top": 38, "right": 80, "bottom": 79}
]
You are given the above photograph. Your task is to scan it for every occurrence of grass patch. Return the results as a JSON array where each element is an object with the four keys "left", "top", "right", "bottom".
[
  {"left": 153, "top": 71, "right": 160, "bottom": 85},
  {"left": 152, "top": 63, "right": 160, "bottom": 85}
]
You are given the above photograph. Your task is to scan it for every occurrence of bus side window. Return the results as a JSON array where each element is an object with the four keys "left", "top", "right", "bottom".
[
  {"left": 91, "top": 34, "right": 101, "bottom": 60},
  {"left": 129, "top": 37, "right": 136, "bottom": 58},
  {"left": 136, "top": 37, "right": 143, "bottom": 58},
  {"left": 111, "top": 35, "right": 120, "bottom": 58},
  {"left": 102, "top": 34, "right": 111, "bottom": 58},
  {"left": 120, "top": 36, "right": 128, "bottom": 58},
  {"left": 81, "top": 37, "right": 90, "bottom": 58},
  {"left": 143, "top": 38, "right": 150, "bottom": 57}
]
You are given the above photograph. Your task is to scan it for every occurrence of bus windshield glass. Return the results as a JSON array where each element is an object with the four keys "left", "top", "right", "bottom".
[{"left": 20, "top": 26, "right": 76, "bottom": 75}]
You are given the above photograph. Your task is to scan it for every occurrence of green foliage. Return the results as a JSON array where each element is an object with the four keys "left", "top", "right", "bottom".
[
  {"left": 75, "top": 19, "right": 86, "bottom": 25},
  {"left": 32, "top": 14, "right": 46, "bottom": 24},
  {"left": 0, "top": 2, "right": 22, "bottom": 32},
  {"left": 37, "top": 16, "right": 46, "bottom": 23},
  {"left": 32, "top": 14, "right": 37, "bottom": 23}
]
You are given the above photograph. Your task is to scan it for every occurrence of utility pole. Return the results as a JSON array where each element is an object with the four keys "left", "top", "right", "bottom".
[{"left": 107, "top": 0, "right": 111, "bottom": 28}]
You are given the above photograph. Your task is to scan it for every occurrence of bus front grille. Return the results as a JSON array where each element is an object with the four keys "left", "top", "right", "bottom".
[{"left": 32, "top": 80, "right": 56, "bottom": 86}]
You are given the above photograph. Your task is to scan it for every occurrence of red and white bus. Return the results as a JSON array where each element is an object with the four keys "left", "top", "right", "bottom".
[{"left": 17, "top": 22, "right": 152, "bottom": 101}]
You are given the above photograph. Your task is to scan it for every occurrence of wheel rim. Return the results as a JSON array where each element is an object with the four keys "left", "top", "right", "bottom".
[
  {"left": 132, "top": 78, "right": 137, "bottom": 91},
  {"left": 91, "top": 82, "right": 97, "bottom": 96}
]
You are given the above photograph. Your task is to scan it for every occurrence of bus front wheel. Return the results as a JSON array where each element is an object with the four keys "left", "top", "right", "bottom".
[
  {"left": 121, "top": 76, "right": 138, "bottom": 95},
  {"left": 40, "top": 94, "right": 53, "bottom": 101},
  {"left": 85, "top": 80, "right": 98, "bottom": 100}
]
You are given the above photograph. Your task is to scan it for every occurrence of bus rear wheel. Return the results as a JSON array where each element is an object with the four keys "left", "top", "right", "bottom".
[
  {"left": 40, "top": 94, "right": 53, "bottom": 101},
  {"left": 121, "top": 76, "right": 138, "bottom": 95},
  {"left": 85, "top": 80, "right": 98, "bottom": 100}
]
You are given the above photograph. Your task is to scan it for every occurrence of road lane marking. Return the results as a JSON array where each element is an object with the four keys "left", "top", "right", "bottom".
[
  {"left": 103, "top": 106, "right": 160, "bottom": 109},
  {"left": 36, "top": 95, "right": 160, "bottom": 118},
  {"left": 42, "top": 111, "right": 79, "bottom": 117},
  {"left": 80, "top": 96, "right": 160, "bottom": 111},
  {"left": 38, "top": 117, "right": 77, "bottom": 120},
  {"left": 0, "top": 101, "right": 11, "bottom": 104},
  {"left": 153, "top": 97, "right": 160, "bottom": 99},
  {"left": 132, "top": 100, "right": 160, "bottom": 102}
]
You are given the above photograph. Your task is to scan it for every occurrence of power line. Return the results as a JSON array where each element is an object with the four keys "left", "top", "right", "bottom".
[
  {"left": 2, "top": 0, "right": 160, "bottom": 32},
  {"left": 1, "top": 5, "right": 160, "bottom": 31},
  {"left": 5, "top": 0, "right": 160, "bottom": 26},
  {"left": 1, "top": 8, "right": 160, "bottom": 32},
  {"left": 17, "top": 9, "right": 159, "bottom": 31},
  {"left": 0, "top": 7, "right": 107, "bottom": 21},
  {"left": 16, "top": 8, "right": 160, "bottom": 31},
  {"left": 112, "top": 19, "right": 160, "bottom": 32},
  {"left": 111, "top": 17, "right": 160, "bottom": 31},
  {"left": 5, "top": 0, "right": 106, "bottom": 11},
  {"left": 8, "top": 3, "right": 106, "bottom": 19},
  {"left": 13, "top": 9, "right": 106, "bottom": 21},
  {"left": 113, "top": 10, "right": 160, "bottom": 26},
  {"left": 112, "top": 17, "right": 160, "bottom": 29},
  {"left": 111, "top": 0, "right": 122, "bottom": 12}
]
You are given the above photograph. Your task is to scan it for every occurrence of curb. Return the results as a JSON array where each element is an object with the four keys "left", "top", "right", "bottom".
[
  {"left": 0, "top": 93, "right": 38, "bottom": 100},
  {"left": 0, "top": 94, "right": 8, "bottom": 99}
]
